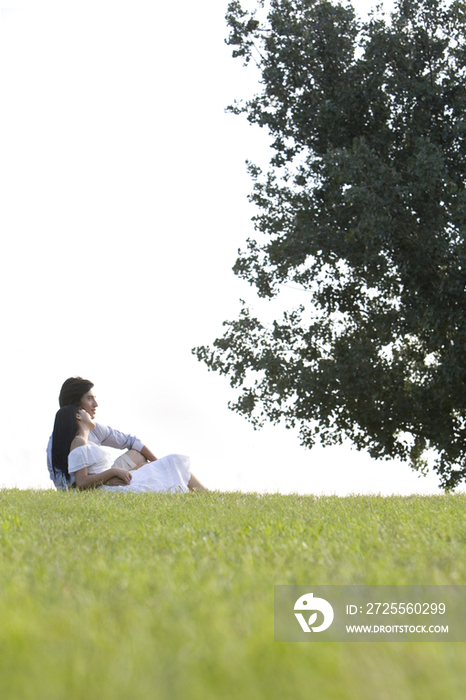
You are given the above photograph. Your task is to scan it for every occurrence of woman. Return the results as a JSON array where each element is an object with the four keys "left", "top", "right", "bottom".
[{"left": 51, "top": 405, "right": 207, "bottom": 492}]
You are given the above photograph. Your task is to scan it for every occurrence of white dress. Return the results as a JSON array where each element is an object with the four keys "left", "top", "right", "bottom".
[{"left": 68, "top": 444, "right": 191, "bottom": 493}]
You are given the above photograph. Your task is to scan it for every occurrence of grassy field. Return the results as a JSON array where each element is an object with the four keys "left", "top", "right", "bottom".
[{"left": 0, "top": 489, "right": 465, "bottom": 699}]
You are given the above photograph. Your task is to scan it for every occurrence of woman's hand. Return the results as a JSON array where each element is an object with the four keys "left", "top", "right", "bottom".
[
  {"left": 105, "top": 468, "right": 132, "bottom": 486},
  {"left": 75, "top": 466, "right": 132, "bottom": 490}
]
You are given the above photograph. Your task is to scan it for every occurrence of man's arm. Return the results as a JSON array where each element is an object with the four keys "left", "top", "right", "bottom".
[
  {"left": 94, "top": 423, "right": 150, "bottom": 454},
  {"left": 93, "top": 424, "right": 157, "bottom": 462},
  {"left": 140, "top": 445, "right": 157, "bottom": 462}
]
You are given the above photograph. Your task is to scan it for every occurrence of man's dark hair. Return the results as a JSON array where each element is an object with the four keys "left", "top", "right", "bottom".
[{"left": 59, "top": 377, "right": 94, "bottom": 407}]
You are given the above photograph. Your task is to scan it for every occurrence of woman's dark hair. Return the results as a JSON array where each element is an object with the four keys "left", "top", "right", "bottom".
[
  {"left": 51, "top": 405, "right": 81, "bottom": 478},
  {"left": 59, "top": 377, "right": 94, "bottom": 408}
]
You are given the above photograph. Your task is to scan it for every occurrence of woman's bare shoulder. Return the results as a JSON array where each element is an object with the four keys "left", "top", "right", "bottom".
[{"left": 69, "top": 437, "right": 88, "bottom": 452}]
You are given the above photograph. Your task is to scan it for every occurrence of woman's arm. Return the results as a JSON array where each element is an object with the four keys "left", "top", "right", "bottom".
[{"left": 74, "top": 466, "right": 132, "bottom": 490}]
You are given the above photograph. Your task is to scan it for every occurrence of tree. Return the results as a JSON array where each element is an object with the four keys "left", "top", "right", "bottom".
[{"left": 193, "top": 0, "right": 466, "bottom": 489}]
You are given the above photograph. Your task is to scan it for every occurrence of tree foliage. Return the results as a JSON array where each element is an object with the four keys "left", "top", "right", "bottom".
[{"left": 194, "top": 0, "right": 466, "bottom": 489}]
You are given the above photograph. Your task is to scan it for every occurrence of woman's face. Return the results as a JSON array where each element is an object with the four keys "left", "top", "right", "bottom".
[{"left": 77, "top": 407, "right": 96, "bottom": 431}]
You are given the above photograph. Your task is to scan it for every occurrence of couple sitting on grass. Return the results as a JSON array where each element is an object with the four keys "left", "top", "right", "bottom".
[{"left": 47, "top": 377, "right": 207, "bottom": 493}]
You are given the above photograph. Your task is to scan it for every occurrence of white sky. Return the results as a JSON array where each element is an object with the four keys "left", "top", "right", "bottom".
[{"left": 0, "top": 1, "right": 457, "bottom": 495}]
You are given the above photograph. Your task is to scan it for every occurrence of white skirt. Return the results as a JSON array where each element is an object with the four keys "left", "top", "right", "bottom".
[{"left": 101, "top": 454, "right": 191, "bottom": 493}]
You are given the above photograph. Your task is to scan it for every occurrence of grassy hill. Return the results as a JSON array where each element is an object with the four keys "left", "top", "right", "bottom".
[{"left": 0, "top": 489, "right": 465, "bottom": 699}]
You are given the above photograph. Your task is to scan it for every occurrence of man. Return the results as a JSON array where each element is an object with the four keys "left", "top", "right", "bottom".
[{"left": 47, "top": 376, "right": 158, "bottom": 490}]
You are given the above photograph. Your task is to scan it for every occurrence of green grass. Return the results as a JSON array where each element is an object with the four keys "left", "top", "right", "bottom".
[{"left": 0, "top": 489, "right": 465, "bottom": 699}]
